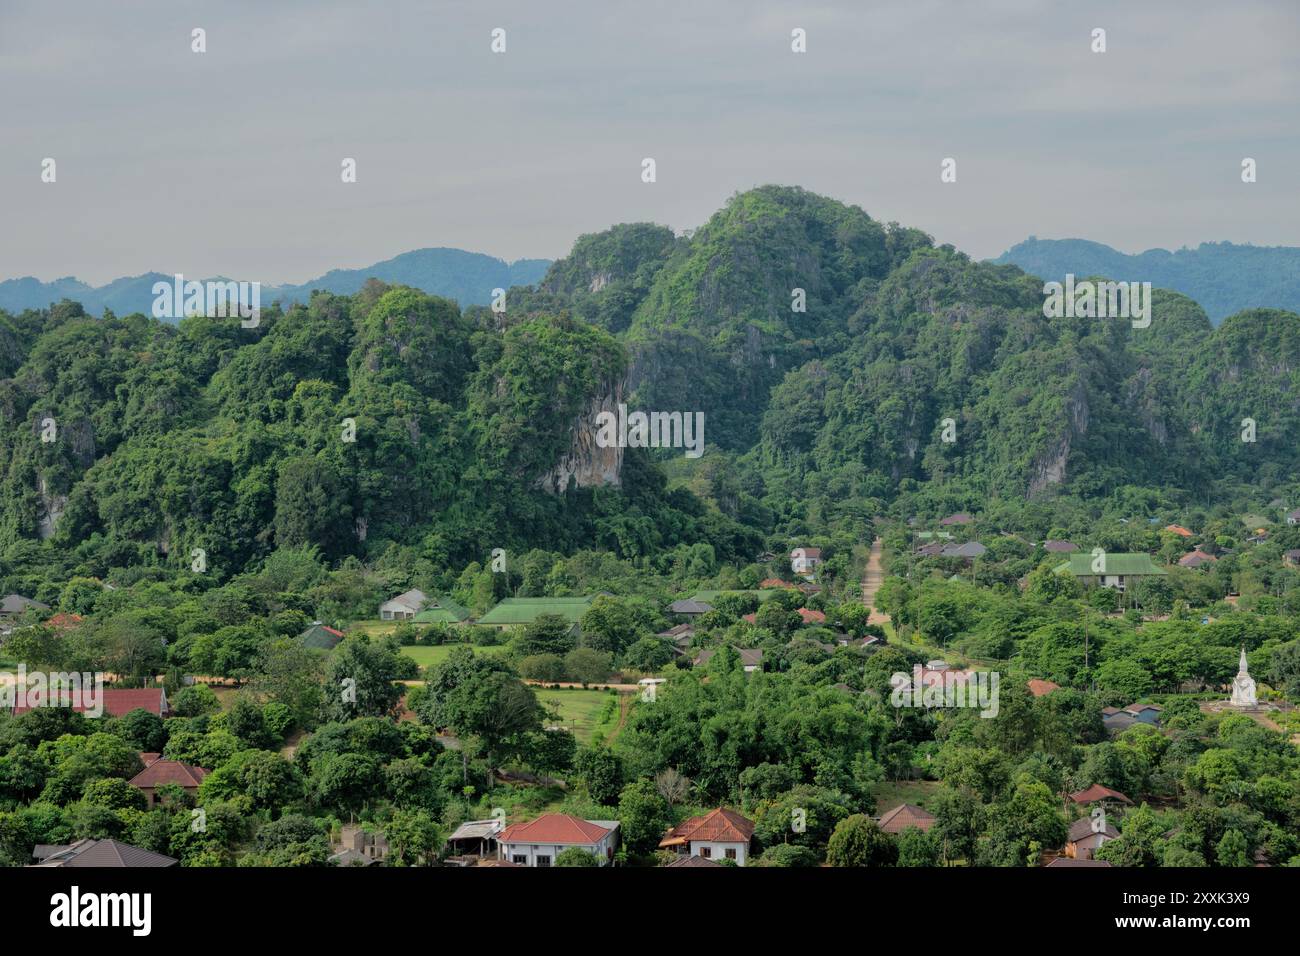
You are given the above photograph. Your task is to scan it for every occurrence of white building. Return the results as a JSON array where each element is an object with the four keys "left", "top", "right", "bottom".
[
  {"left": 497, "top": 814, "right": 620, "bottom": 867},
  {"left": 379, "top": 588, "right": 427, "bottom": 621},
  {"left": 658, "top": 807, "right": 755, "bottom": 865}
]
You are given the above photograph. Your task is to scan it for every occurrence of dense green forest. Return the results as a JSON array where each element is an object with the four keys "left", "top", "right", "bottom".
[{"left": 2, "top": 186, "right": 1297, "bottom": 595}]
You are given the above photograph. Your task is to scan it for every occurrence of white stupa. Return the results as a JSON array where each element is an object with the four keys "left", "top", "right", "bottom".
[{"left": 1230, "top": 646, "right": 1257, "bottom": 708}]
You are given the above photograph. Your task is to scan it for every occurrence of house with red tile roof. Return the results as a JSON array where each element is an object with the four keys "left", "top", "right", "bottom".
[
  {"left": 1164, "top": 524, "right": 1193, "bottom": 537},
  {"left": 796, "top": 607, "right": 826, "bottom": 625},
  {"left": 497, "top": 813, "right": 619, "bottom": 867},
  {"left": 11, "top": 687, "right": 168, "bottom": 718},
  {"left": 128, "top": 758, "right": 209, "bottom": 806},
  {"left": 659, "top": 808, "right": 756, "bottom": 865},
  {"left": 876, "top": 803, "right": 937, "bottom": 834},
  {"left": 1027, "top": 679, "right": 1061, "bottom": 697},
  {"left": 44, "top": 612, "right": 84, "bottom": 631},
  {"left": 1178, "top": 549, "right": 1217, "bottom": 569},
  {"left": 1068, "top": 784, "right": 1133, "bottom": 806}
]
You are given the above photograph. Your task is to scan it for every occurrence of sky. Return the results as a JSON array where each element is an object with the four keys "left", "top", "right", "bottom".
[{"left": 1, "top": 0, "right": 1297, "bottom": 285}]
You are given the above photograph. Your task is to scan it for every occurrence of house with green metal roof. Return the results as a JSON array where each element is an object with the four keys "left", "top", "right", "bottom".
[
  {"left": 1055, "top": 552, "right": 1167, "bottom": 592},
  {"left": 299, "top": 622, "right": 346, "bottom": 652},
  {"left": 412, "top": 595, "right": 471, "bottom": 625},
  {"left": 476, "top": 596, "right": 594, "bottom": 629}
]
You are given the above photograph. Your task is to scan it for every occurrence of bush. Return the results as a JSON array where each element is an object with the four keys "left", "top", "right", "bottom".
[
  {"left": 564, "top": 648, "right": 613, "bottom": 684},
  {"left": 518, "top": 654, "right": 566, "bottom": 682}
]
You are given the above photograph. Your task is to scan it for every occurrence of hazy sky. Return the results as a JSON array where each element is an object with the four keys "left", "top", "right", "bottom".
[{"left": 2, "top": 0, "right": 1297, "bottom": 285}]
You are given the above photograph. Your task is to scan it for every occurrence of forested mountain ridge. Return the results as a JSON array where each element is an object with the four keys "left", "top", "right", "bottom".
[
  {"left": 0, "top": 248, "right": 552, "bottom": 320},
  {"left": 1, "top": 185, "right": 1298, "bottom": 586},
  {"left": 993, "top": 237, "right": 1300, "bottom": 324}
]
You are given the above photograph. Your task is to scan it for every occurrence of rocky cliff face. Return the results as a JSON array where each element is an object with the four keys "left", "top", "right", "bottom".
[{"left": 535, "top": 379, "right": 625, "bottom": 494}]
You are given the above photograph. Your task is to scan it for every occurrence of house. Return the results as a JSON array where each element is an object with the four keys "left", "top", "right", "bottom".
[
  {"left": 939, "top": 512, "right": 973, "bottom": 526},
  {"left": 1055, "top": 553, "right": 1167, "bottom": 592},
  {"left": 876, "top": 804, "right": 937, "bottom": 834},
  {"left": 0, "top": 594, "right": 49, "bottom": 618},
  {"left": 1045, "top": 857, "right": 1112, "bottom": 868},
  {"left": 693, "top": 648, "right": 763, "bottom": 672},
  {"left": 666, "top": 599, "right": 714, "bottom": 619},
  {"left": 1287, "top": 509, "right": 1300, "bottom": 525},
  {"left": 1027, "top": 679, "right": 1061, "bottom": 697},
  {"left": 659, "top": 808, "right": 756, "bottom": 865},
  {"left": 1164, "top": 524, "right": 1194, "bottom": 538},
  {"left": 497, "top": 813, "right": 619, "bottom": 867},
  {"left": 30, "top": 838, "right": 177, "bottom": 868},
  {"left": 796, "top": 607, "right": 826, "bottom": 625},
  {"left": 128, "top": 757, "right": 208, "bottom": 807},
  {"left": 790, "top": 547, "right": 822, "bottom": 574},
  {"left": 298, "top": 621, "right": 346, "bottom": 652},
  {"left": 1101, "top": 709, "right": 1137, "bottom": 734},
  {"left": 330, "top": 825, "right": 388, "bottom": 866},
  {"left": 1042, "top": 540, "right": 1077, "bottom": 553},
  {"left": 914, "top": 541, "right": 947, "bottom": 558},
  {"left": 1068, "top": 784, "right": 1133, "bottom": 806},
  {"left": 412, "top": 595, "right": 471, "bottom": 625},
  {"left": 1122, "top": 703, "right": 1163, "bottom": 725},
  {"left": 940, "top": 541, "right": 987, "bottom": 560},
  {"left": 478, "top": 596, "right": 594, "bottom": 629},
  {"left": 657, "top": 623, "right": 695, "bottom": 657},
  {"left": 379, "top": 588, "right": 428, "bottom": 621},
  {"left": 1064, "top": 816, "right": 1119, "bottom": 860},
  {"left": 12, "top": 687, "right": 168, "bottom": 718},
  {"left": 665, "top": 854, "right": 723, "bottom": 867},
  {"left": 1284, "top": 549, "right": 1300, "bottom": 567},
  {"left": 759, "top": 578, "right": 795, "bottom": 590},
  {"left": 446, "top": 818, "right": 505, "bottom": 862},
  {"left": 1178, "top": 550, "right": 1217, "bottom": 569}
]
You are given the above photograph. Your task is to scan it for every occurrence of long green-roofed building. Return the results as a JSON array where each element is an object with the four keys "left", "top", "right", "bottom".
[
  {"left": 1055, "top": 552, "right": 1167, "bottom": 592},
  {"left": 412, "top": 595, "right": 471, "bottom": 625},
  {"left": 476, "top": 596, "right": 594, "bottom": 628}
]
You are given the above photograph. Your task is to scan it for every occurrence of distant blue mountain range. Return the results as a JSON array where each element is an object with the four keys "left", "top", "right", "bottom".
[
  {"left": 0, "top": 247, "right": 553, "bottom": 320},
  {"left": 992, "top": 238, "right": 1300, "bottom": 324}
]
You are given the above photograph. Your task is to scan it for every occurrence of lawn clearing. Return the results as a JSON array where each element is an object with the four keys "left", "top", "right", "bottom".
[
  {"left": 399, "top": 643, "right": 508, "bottom": 671},
  {"left": 536, "top": 688, "right": 622, "bottom": 744},
  {"left": 871, "top": 779, "right": 941, "bottom": 811}
]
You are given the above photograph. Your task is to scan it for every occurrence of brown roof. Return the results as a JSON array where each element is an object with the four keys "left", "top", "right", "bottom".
[
  {"left": 666, "top": 854, "right": 723, "bottom": 867},
  {"left": 693, "top": 648, "right": 763, "bottom": 669},
  {"left": 1067, "top": 817, "right": 1119, "bottom": 842},
  {"left": 12, "top": 687, "right": 167, "bottom": 717},
  {"left": 1027, "top": 679, "right": 1061, "bottom": 697},
  {"left": 129, "top": 759, "right": 209, "bottom": 789},
  {"left": 140, "top": 752, "right": 161, "bottom": 767},
  {"left": 796, "top": 607, "right": 826, "bottom": 624},
  {"left": 877, "top": 804, "right": 937, "bottom": 833},
  {"left": 30, "top": 838, "right": 177, "bottom": 868},
  {"left": 660, "top": 808, "right": 755, "bottom": 848},
  {"left": 1164, "top": 524, "right": 1193, "bottom": 537},
  {"left": 759, "top": 578, "right": 795, "bottom": 589},
  {"left": 1068, "top": 784, "right": 1133, "bottom": 805},
  {"left": 498, "top": 814, "right": 612, "bottom": 846}
]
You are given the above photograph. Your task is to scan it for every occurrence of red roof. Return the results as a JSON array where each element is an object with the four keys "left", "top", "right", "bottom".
[
  {"left": 759, "top": 578, "right": 795, "bottom": 589},
  {"left": 1068, "top": 784, "right": 1133, "bottom": 805},
  {"left": 1027, "top": 679, "right": 1061, "bottom": 697},
  {"left": 11, "top": 687, "right": 167, "bottom": 717},
  {"left": 498, "top": 814, "right": 611, "bottom": 846},
  {"left": 45, "top": 612, "right": 84, "bottom": 630},
  {"left": 796, "top": 607, "right": 826, "bottom": 624},
  {"left": 660, "top": 808, "right": 755, "bottom": 847},
  {"left": 1164, "top": 524, "right": 1193, "bottom": 537},
  {"left": 129, "top": 759, "right": 208, "bottom": 789},
  {"left": 877, "top": 804, "right": 937, "bottom": 833}
]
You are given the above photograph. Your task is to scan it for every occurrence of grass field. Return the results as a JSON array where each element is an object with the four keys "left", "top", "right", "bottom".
[
  {"left": 536, "top": 688, "right": 623, "bottom": 744},
  {"left": 398, "top": 643, "right": 508, "bottom": 670},
  {"left": 871, "top": 779, "right": 941, "bottom": 811}
]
